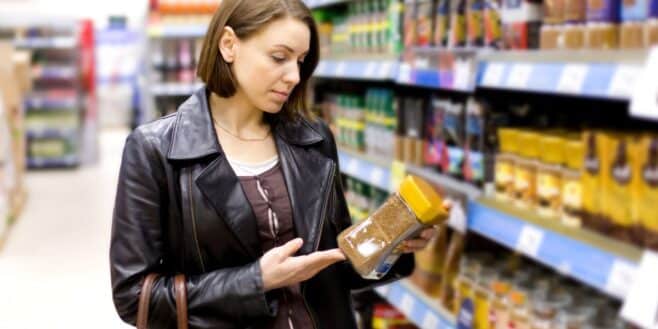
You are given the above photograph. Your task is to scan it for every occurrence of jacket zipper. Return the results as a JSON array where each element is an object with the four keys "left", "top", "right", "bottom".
[
  {"left": 188, "top": 170, "right": 206, "bottom": 272},
  {"left": 302, "top": 163, "right": 336, "bottom": 329}
]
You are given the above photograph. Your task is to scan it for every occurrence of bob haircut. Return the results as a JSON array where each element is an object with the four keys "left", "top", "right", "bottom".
[{"left": 196, "top": 0, "right": 319, "bottom": 121}]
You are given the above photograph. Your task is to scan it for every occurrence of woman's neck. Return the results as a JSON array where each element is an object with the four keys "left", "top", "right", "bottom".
[{"left": 209, "top": 91, "right": 266, "bottom": 135}]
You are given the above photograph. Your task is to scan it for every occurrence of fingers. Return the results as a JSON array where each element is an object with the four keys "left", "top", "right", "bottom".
[
  {"left": 277, "top": 238, "right": 304, "bottom": 259},
  {"left": 419, "top": 227, "right": 437, "bottom": 240},
  {"left": 442, "top": 198, "right": 453, "bottom": 211},
  {"left": 403, "top": 239, "right": 428, "bottom": 250}
]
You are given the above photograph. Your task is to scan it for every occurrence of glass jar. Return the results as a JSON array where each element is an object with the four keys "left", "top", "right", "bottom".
[
  {"left": 495, "top": 129, "right": 518, "bottom": 201},
  {"left": 514, "top": 131, "right": 540, "bottom": 209},
  {"left": 555, "top": 305, "right": 596, "bottom": 329},
  {"left": 488, "top": 269, "right": 513, "bottom": 329},
  {"left": 537, "top": 136, "right": 564, "bottom": 218},
  {"left": 474, "top": 267, "right": 498, "bottom": 329},
  {"left": 561, "top": 140, "right": 585, "bottom": 227},
  {"left": 338, "top": 175, "right": 448, "bottom": 279},
  {"left": 530, "top": 289, "right": 573, "bottom": 329}
]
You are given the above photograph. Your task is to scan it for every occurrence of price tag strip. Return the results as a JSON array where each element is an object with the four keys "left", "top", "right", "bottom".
[
  {"left": 376, "top": 280, "right": 456, "bottom": 329},
  {"left": 621, "top": 251, "right": 658, "bottom": 329},
  {"left": 630, "top": 47, "right": 658, "bottom": 121},
  {"left": 468, "top": 200, "right": 638, "bottom": 300}
]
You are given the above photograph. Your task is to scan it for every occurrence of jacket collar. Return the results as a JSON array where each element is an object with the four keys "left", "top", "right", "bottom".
[{"left": 167, "top": 86, "right": 324, "bottom": 161}]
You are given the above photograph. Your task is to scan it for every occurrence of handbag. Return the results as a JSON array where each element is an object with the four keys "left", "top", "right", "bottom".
[{"left": 137, "top": 273, "right": 188, "bottom": 329}]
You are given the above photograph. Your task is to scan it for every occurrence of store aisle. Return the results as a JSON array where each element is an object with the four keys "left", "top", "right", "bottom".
[{"left": 0, "top": 129, "right": 132, "bottom": 329}]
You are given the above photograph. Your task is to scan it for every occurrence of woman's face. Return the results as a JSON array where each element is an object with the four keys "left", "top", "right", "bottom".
[{"left": 230, "top": 17, "right": 310, "bottom": 114}]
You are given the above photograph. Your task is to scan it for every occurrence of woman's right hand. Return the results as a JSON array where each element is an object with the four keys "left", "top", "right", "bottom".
[{"left": 260, "top": 238, "right": 346, "bottom": 291}]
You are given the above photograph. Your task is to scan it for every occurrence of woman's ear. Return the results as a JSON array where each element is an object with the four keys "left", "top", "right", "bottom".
[{"left": 218, "top": 26, "right": 238, "bottom": 63}]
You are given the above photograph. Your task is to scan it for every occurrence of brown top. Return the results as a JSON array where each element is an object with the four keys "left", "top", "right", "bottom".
[{"left": 238, "top": 163, "right": 314, "bottom": 329}]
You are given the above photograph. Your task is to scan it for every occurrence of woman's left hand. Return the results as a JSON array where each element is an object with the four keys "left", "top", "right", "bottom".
[{"left": 399, "top": 199, "right": 452, "bottom": 254}]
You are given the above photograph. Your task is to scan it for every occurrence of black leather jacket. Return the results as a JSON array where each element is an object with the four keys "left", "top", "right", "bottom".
[{"left": 110, "top": 87, "right": 414, "bottom": 329}]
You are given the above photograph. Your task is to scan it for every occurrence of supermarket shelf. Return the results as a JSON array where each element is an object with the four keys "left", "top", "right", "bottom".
[
  {"left": 147, "top": 24, "right": 207, "bottom": 38},
  {"left": 151, "top": 82, "right": 204, "bottom": 96},
  {"left": 25, "top": 95, "right": 78, "bottom": 110},
  {"left": 467, "top": 198, "right": 641, "bottom": 300},
  {"left": 26, "top": 128, "right": 78, "bottom": 140},
  {"left": 397, "top": 64, "right": 474, "bottom": 92},
  {"left": 476, "top": 50, "right": 647, "bottom": 100},
  {"left": 27, "top": 155, "right": 78, "bottom": 169},
  {"left": 337, "top": 149, "right": 392, "bottom": 192},
  {"left": 375, "top": 279, "right": 456, "bottom": 329},
  {"left": 14, "top": 37, "right": 77, "bottom": 49},
  {"left": 405, "top": 164, "right": 482, "bottom": 200},
  {"left": 32, "top": 66, "right": 77, "bottom": 80},
  {"left": 315, "top": 59, "right": 399, "bottom": 81},
  {"left": 304, "top": 0, "right": 348, "bottom": 8}
]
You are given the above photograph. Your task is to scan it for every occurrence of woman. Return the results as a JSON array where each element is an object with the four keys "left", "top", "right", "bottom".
[{"left": 110, "top": 0, "right": 438, "bottom": 328}]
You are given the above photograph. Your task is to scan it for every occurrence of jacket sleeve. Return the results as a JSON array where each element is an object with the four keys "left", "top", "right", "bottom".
[
  {"left": 110, "top": 129, "right": 275, "bottom": 328},
  {"left": 312, "top": 119, "right": 415, "bottom": 292}
]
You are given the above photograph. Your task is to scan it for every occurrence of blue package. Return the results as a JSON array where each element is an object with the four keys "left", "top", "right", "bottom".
[
  {"left": 622, "top": 0, "right": 648, "bottom": 21},
  {"left": 651, "top": 0, "right": 658, "bottom": 18}
]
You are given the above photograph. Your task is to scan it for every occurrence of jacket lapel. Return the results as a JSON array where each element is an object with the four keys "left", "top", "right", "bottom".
[
  {"left": 276, "top": 129, "right": 336, "bottom": 256},
  {"left": 194, "top": 156, "right": 262, "bottom": 259}
]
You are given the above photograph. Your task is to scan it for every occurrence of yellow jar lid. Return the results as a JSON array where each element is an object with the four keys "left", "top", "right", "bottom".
[
  {"left": 399, "top": 175, "right": 448, "bottom": 225},
  {"left": 516, "top": 131, "right": 540, "bottom": 159},
  {"left": 539, "top": 136, "right": 564, "bottom": 165},
  {"left": 498, "top": 128, "right": 518, "bottom": 154},
  {"left": 564, "top": 140, "right": 585, "bottom": 170}
]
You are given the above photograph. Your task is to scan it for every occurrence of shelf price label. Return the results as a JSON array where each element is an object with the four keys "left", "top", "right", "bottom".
[
  {"left": 369, "top": 167, "right": 384, "bottom": 188},
  {"left": 630, "top": 47, "right": 658, "bottom": 120},
  {"left": 422, "top": 312, "right": 440, "bottom": 329},
  {"left": 453, "top": 59, "right": 472, "bottom": 90},
  {"left": 379, "top": 61, "right": 393, "bottom": 79},
  {"left": 335, "top": 61, "right": 347, "bottom": 76},
  {"left": 621, "top": 252, "right": 657, "bottom": 328},
  {"left": 607, "top": 259, "right": 637, "bottom": 299},
  {"left": 346, "top": 158, "right": 359, "bottom": 175},
  {"left": 398, "top": 63, "right": 412, "bottom": 84},
  {"left": 609, "top": 64, "right": 640, "bottom": 98},
  {"left": 557, "top": 64, "right": 588, "bottom": 94},
  {"left": 481, "top": 63, "right": 505, "bottom": 86},
  {"left": 506, "top": 64, "right": 533, "bottom": 89},
  {"left": 390, "top": 161, "right": 407, "bottom": 191},
  {"left": 447, "top": 199, "right": 467, "bottom": 233},
  {"left": 375, "top": 284, "right": 391, "bottom": 297},
  {"left": 400, "top": 293, "right": 415, "bottom": 315},
  {"left": 515, "top": 225, "right": 544, "bottom": 257},
  {"left": 364, "top": 62, "right": 377, "bottom": 78}
]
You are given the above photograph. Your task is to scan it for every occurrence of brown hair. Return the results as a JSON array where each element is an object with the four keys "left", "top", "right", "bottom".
[{"left": 197, "top": 0, "right": 319, "bottom": 121}]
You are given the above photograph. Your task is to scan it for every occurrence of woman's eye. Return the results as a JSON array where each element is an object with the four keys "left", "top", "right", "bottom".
[{"left": 271, "top": 56, "right": 286, "bottom": 63}]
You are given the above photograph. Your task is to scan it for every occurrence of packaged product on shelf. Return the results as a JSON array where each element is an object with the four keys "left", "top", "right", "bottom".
[
  {"left": 372, "top": 302, "right": 415, "bottom": 329},
  {"left": 411, "top": 224, "right": 448, "bottom": 296},
  {"left": 565, "top": 0, "right": 587, "bottom": 23},
  {"left": 464, "top": 98, "right": 488, "bottom": 186},
  {"left": 563, "top": 24, "right": 586, "bottom": 49},
  {"left": 581, "top": 131, "right": 607, "bottom": 232},
  {"left": 585, "top": 0, "right": 621, "bottom": 49},
  {"left": 536, "top": 135, "right": 564, "bottom": 218},
  {"left": 424, "top": 98, "right": 448, "bottom": 169},
  {"left": 587, "top": 0, "right": 621, "bottom": 22},
  {"left": 636, "top": 135, "right": 658, "bottom": 250},
  {"left": 439, "top": 228, "right": 466, "bottom": 308},
  {"left": 443, "top": 102, "right": 465, "bottom": 178},
  {"left": 543, "top": 0, "right": 565, "bottom": 25},
  {"left": 502, "top": 272, "right": 534, "bottom": 329},
  {"left": 530, "top": 290, "right": 573, "bottom": 329},
  {"left": 601, "top": 134, "right": 640, "bottom": 242},
  {"left": 513, "top": 131, "right": 539, "bottom": 209},
  {"left": 387, "top": 0, "right": 405, "bottom": 55},
  {"left": 473, "top": 267, "right": 496, "bottom": 329},
  {"left": 451, "top": 0, "right": 469, "bottom": 47},
  {"left": 495, "top": 128, "right": 518, "bottom": 201},
  {"left": 646, "top": 19, "right": 658, "bottom": 46},
  {"left": 337, "top": 176, "right": 449, "bottom": 279},
  {"left": 416, "top": 0, "right": 435, "bottom": 46},
  {"left": 484, "top": 0, "right": 504, "bottom": 48},
  {"left": 489, "top": 269, "right": 514, "bottom": 329},
  {"left": 554, "top": 305, "right": 597, "bottom": 329},
  {"left": 620, "top": 0, "right": 648, "bottom": 48},
  {"left": 561, "top": 140, "right": 585, "bottom": 228},
  {"left": 402, "top": 97, "right": 426, "bottom": 165},
  {"left": 434, "top": 0, "right": 452, "bottom": 46},
  {"left": 501, "top": 0, "right": 542, "bottom": 49},
  {"left": 467, "top": 0, "right": 486, "bottom": 47},
  {"left": 403, "top": 0, "right": 419, "bottom": 47},
  {"left": 453, "top": 253, "right": 487, "bottom": 314}
]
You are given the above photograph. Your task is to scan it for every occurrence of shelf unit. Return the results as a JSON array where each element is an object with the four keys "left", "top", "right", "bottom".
[
  {"left": 335, "top": 149, "right": 643, "bottom": 302},
  {"left": 8, "top": 20, "right": 95, "bottom": 169}
]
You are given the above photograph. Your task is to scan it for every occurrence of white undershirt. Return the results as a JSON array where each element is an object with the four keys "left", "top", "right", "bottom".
[{"left": 226, "top": 155, "right": 279, "bottom": 177}]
